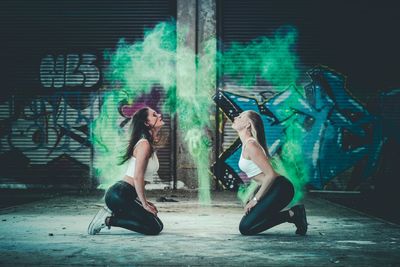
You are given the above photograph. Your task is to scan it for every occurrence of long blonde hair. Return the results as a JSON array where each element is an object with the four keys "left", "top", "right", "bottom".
[{"left": 245, "top": 110, "right": 270, "bottom": 157}]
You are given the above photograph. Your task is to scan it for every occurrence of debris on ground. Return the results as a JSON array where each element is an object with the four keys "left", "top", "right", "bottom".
[{"left": 156, "top": 197, "right": 178, "bottom": 202}]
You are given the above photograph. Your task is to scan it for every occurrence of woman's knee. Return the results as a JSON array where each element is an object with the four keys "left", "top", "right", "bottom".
[
  {"left": 239, "top": 220, "right": 252, "bottom": 236},
  {"left": 104, "top": 192, "right": 121, "bottom": 212},
  {"left": 145, "top": 227, "right": 162, "bottom": 235},
  {"left": 144, "top": 219, "right": 163, "bottom": 235}
]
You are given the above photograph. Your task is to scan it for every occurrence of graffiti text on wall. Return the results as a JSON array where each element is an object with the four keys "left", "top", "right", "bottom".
[{"left": 40, "top": 54, "right": 100, "bottom": 88}]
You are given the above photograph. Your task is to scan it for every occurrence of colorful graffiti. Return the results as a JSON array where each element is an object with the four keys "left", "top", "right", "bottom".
[
  {"left": 118, "top": 86, "right": 164, "bottom": 128},
  {"left": 212, "top": 66, "right": 397, "bottom": 193}
]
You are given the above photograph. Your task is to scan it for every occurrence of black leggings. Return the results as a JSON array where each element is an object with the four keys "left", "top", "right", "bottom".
[
  {"left": 105, "top": 180, "right": 163, "bottom": 235},
  {"left": 239, "top": 176, "right": 294, "bottom": 235}
]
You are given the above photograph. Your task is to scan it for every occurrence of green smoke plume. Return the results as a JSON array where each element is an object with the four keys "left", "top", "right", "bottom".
[
  {"left": 222, "top": 26, "right": 299, "bottom": 87},
  {"left": 222, "top": 26, "right": 309, "bottom": 203},
  {"left": 92, "top": 21, "right": 216, "bottom": 204},
  {"left": 91, "top": 20, "right": 307, "bottom": 204},
  {"left": 91, "top": 90, "right": 131, "bottom": 189},
  {"left": 270, "top": 118, "right": 310, "bottom": 205},
  {"left": 91, "top": 22, "right": 177, "bottom": 189},
  {"left": 176, "top": 26, "right": 216, "bottom": 204}
]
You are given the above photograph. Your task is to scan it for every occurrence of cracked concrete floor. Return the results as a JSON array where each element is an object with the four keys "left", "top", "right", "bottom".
[{"left": 0, "top": 191, "right": 399, "bottom": 266}]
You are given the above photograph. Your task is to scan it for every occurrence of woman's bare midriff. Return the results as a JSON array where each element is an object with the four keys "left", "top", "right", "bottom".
[
  {"left": 123, "top": 175, "right": 135, "bottom": 187},
  {"left": 123, "top": 175, "right": 150, "bottom": 187},
  {"left": 251, "top": 171, "right": 281, "bottom": 184}
]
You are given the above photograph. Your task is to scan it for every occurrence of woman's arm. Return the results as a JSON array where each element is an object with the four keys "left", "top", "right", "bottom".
[
  {"left": 132, "top": 140, "right": 157, "bottom": 215},
  {"left": 244, "top": 141, "right": 277, "bottom": 213}
]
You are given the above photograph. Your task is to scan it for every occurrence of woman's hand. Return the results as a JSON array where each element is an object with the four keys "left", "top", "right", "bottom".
[
  {"left": 244, "top": 199, "right": 257, "bottom": 215},
  {"left": 143, "top": 201, "right": 158, "bottom": 216},
  {"left": 147, "top": 201, "right": 158, "bottom": 213}
]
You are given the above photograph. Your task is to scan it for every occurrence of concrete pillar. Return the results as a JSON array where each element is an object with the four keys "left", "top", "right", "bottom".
[
  {"left": 176, "top": 0, "right": 216, "bottom": 189},
  {"left": 176, "top": 0, "right": 197, "bottom": 189},
  {"left": 198, "top": 0, "right": 217, "bottom": 191}
]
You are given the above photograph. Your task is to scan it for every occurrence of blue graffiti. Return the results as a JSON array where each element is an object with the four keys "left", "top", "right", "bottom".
[{"left": 213, "top": 66, "right": 391, "bottom": 190}]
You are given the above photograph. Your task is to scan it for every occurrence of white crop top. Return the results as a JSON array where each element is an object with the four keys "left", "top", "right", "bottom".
[
  {"left": 125, "top": 139, "right": 159, "bottom": 181},
  {"left": 238, "top": 138, "right": 267, "bottom": 178}
]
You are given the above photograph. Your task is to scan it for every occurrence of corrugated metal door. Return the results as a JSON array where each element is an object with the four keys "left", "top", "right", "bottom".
[
  {"left": 0, "top": 0, "right": 176, "bottom": 189},
  {"left": 216, "top": 0, "right": 400, "bottom": 190},
  {"left": 218, "top": 0, "right": 321, "bottom": 153}
]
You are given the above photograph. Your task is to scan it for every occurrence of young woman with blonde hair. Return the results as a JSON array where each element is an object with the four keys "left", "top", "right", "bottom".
[{"left": 232, "top": 110, "right": 308, "bottom": 235}]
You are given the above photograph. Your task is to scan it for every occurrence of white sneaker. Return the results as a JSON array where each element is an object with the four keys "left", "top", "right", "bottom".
[{"left": 87, "top": 206, "right": 112, "bottom": 235}]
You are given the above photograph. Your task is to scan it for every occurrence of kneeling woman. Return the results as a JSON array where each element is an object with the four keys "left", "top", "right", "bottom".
[
  {"left": 88, "top": 107, "right": 164, "bottom": 235},
  {"left": 232, "top": 110, "right": 308, "bottom": 236}
]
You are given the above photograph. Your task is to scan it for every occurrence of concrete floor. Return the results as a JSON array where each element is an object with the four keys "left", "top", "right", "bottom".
[{"left": 0, "top": 190, "right": 399, "bottom": 267}]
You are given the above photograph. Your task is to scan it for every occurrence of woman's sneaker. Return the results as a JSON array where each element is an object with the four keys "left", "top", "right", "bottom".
[
  {"left": 87, "top": 206, "right": 112, "bottom": 235},
  {"left": 290, "top": 204, "right": 308, "bottom": 236}
]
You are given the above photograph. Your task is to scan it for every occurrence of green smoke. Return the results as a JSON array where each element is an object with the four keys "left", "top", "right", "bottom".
[
  {"left": 176, "top": 26, "right": 216, "bottom": 204},
  {"left": 222, "top": 26, "right": 299, "bottom": 87},
  {"left": 92, "top": 20, "right": 307, "bottom": 205},
  {"left": 222, "top": 26, "right": 309, "bottom": 203},
  {"left": 273, "top": 86, "right": 310, "bottom": 204},
  {"left": 91, "top": 91, "right": 130, "bottom": 189},
  {"left": 92, "top": 22, "right": 177, "bottom": 189},
  {"left": 270, "top": 118, "right": 309, "bottom": 205},
  {"left": 105, "top": 22, "right": 177, "bottom": 98},
  {"left": 92, "top": 21, "right": 216, "bottom": 204}
]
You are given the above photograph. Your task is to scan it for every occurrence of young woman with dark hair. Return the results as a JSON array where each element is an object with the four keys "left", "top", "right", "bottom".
[
  {"left": 88, "top": 107, "right": 164, "bottom": 235},
  {"left": 232, "top": 110, "right": 308, "bottom": 235}
]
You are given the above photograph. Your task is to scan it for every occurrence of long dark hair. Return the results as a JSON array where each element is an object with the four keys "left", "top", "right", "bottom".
[
  {"left": 246, "top": 110, "right": 270, "bottom": 157},
  {"left": 119, "top": 107, "right": 154, "bottom": 165}
]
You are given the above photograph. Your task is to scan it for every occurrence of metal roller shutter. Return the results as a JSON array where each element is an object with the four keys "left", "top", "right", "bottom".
[
  {"left": 216, "top": 0, "right": 400, "bottom": 190},
  {"left": 0, "top": 0, "right": 176, "bottom": 189}
]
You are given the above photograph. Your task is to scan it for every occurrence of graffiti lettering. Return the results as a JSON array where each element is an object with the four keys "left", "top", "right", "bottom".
[{"left": 40, "top": 54, "right": 100, "bottom": 88}]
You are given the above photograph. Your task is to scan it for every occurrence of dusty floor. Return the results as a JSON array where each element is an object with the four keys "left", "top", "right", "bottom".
[{"left": 0, "top": 190, "right": 399, "bottom": 266}]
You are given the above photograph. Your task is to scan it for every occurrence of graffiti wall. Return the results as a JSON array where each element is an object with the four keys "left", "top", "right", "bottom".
[
  {"left": 212, "top": 66, "right": 399, "bottom": 192},
  {"left": 215, "top": 0, "right": 400, "bottom": 195},
  {"left": 0, "top": 53, "right": 101, "bottom": 187},
  {"left": 0, "top": 0, "right": 176, "bottom": 188}
]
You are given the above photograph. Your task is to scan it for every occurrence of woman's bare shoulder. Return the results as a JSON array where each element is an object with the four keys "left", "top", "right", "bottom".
[
  {"left": 133, "top": 139, "right": 151, "bottom": 157},
  {"left": 246, "top": 140, "right": 265, "bottom": 155}
]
